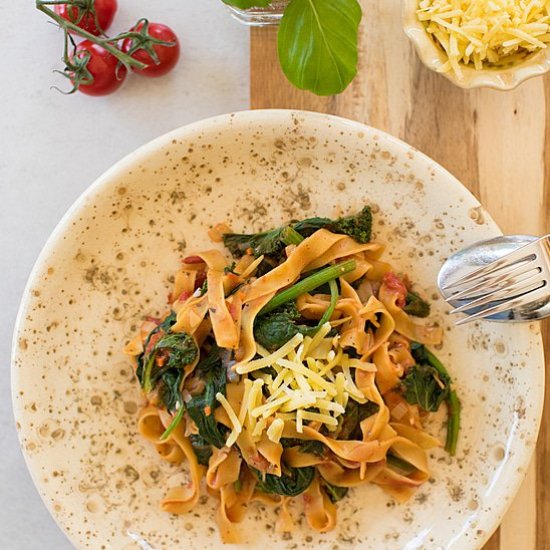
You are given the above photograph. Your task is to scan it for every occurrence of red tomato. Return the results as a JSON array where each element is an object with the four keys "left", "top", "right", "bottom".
[
  {"left": 121, "top": 22, "right": 180, "bottom": 77},
  {"left": 55, "top": 0, "right": 117, "bottom": 36},
  {"left": 72, "top": 40, "right": 127, "bottom": 96},
  {"left": 382, "top": 272, "right": 408, "bottom": 308}
]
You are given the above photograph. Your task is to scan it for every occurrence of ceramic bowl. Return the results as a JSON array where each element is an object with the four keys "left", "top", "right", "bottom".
[
  {"left": 403, "top": 0, "right": 550, "bottom": 90},
  {"left": 12, "top": 110, "right": 544, "bottom": 549}
]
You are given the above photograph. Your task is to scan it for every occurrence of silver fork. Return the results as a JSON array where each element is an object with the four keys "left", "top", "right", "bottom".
[{"left": 441, "top": 235, "right": 550, "bottom": 325}]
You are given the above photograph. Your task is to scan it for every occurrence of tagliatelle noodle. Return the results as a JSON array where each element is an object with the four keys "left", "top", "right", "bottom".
[{"left": 128, "top": 220, "right": 458, "bottom": 541}]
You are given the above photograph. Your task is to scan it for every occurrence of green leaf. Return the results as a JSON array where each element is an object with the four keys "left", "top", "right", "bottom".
[
  {"left": 386, "top": 453, "right": 416, "bottom": 476},
  {"left": 189, "top": 434, "right": 213, "bottom": 465},
  {"left": 141, "top": 331, "right": 198, "bottom": 394},
  {"left": 254, "top": 302, "right": 318, "bottom": 351},
  {"left": 402, "top": 364, "right": 449, "bottom": 412},
  {"left": 222, "top": 226, "right": 288, "bottom": 259},
  {"left": 403, "top": 291, "right": 431, "bottom": 318},
  {"left": 159, "top": 369, "right": 183, "bottom": 413},
  {"left": 281, "top": 438, "right": 325, "bottom": 456},
  {"left": 254, "top": 466, "right": 315, "bottom": 496},
  {"left": 222, "top": 0, "right": 272, "bottom": 8},
  {"left": 186, "top": 346, "right": 229, "bottom": 448},
  {"left": 338, "top": 399, "right": 379, "bottom": 440},
  {"left": 277, "top": 0, "right": 362, "bottom": 96},
  {"left": 321, "top": 481, "right": 348, "bottom": 503},
  {"left": 408, "top": 344, "right": 461, "bottom": 456},
  {"left": 157, "top": 333, "right": 197, "bottom": 369}
]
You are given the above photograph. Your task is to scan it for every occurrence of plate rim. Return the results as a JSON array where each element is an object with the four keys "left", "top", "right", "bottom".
[{"left": 11, "top": 108, "right": 545, "bottom": 550}]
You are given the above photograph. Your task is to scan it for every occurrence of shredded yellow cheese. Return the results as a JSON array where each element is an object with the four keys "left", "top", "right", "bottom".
[
  {"left": 234, "top": 324, "right": 377, "bottom": 438},
  {"left": 417, "top": 0, "right": 550, "bottom": 77},
  {"left": 266, "top": 418, "right": 285, "bottom": 443},
  {"left": 216, "top": 392, "right": 242, "bottom": 447}
]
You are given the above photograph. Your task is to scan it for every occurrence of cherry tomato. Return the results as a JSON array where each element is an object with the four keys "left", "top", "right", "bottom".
[
  {"left": 72, "top": 40, "right": 127, "bottom": 96},
  {"left": 55, "top": 0, "right": 117, "bottom": 36},
  {"left": 382, "top": 272, "right": 408, "bottom": 308},
  {"left": 121, "top": 22, "right": 180, "bottom": 77}
]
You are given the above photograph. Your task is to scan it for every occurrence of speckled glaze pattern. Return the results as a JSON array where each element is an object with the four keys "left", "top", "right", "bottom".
[{"left": 11, "top": 110, "right": 544, "bottom": 550}]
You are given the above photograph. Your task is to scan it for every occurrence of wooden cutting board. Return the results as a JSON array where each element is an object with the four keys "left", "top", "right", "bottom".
[{"left": 249, "top": 1, "right": 550, "bottom": 548}]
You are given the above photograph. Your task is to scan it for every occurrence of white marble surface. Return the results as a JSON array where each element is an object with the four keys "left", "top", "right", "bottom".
[{"left": 1, "top": 1, "right": 249, "bottom": 547}]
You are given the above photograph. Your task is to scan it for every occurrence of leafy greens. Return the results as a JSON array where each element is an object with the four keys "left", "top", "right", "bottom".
[
  {"left": 254, "top": 466, "right": 315, "bottom": 497},
  {"left": 402, "top": 343, "right": 461, "bottom": 456},
  {"left": 254, "top": 302, "right": 318, "bottom": 351},
  {"left": 278, "top": 0, "right": 362, "bottom": 95},
  {"left": 222, "top": 206, "right": 372, "bottom": 260},
  {"left": 185, "top": 346, "right": 229, "bottom": 449},
  {"left": 338, "top": 399, "right": 379, "bottom": 440},
  {"left": 403, "top": 291, "right": 431, "bottom": 318}
]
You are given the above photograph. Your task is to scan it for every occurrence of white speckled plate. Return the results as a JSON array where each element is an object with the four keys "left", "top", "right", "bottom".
[{"left": 12, "top": 110, "right": 544, "bottom": 550}]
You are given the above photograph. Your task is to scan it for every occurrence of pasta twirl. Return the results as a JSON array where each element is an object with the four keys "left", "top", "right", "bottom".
[{"left": 125, "top": 206, "right": 460, "bottom": 542}]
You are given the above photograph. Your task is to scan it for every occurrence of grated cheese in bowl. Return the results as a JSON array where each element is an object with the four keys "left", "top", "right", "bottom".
[{"left": 417, "top": 0, "right": 550, "bottom": 78}]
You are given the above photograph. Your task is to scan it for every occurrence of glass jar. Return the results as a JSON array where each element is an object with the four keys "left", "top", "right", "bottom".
[{"left": 224, "top": 1, "right": 289, "bottom": 26}]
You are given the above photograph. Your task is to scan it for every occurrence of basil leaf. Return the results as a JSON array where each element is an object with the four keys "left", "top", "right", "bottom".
[
  {"left": 278, "top": 0, "right": 362, "bottom": 96},
  {"left": 222, "top": 0, "right": 272, "bottom": 8}
]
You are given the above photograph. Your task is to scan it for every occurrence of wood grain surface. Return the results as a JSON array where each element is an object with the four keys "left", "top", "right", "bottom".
[{"left": 250, "top": 1, "right": 549, "bottom": 547}]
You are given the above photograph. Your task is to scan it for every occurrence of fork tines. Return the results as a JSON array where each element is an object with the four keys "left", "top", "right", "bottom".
[{"left": 444, "top": 235, "right": 550, "bottom": 325}]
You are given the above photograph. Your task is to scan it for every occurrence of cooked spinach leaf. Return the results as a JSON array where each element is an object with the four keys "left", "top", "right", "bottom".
[
  {"left": 159, "top": 369, "right": 183, "bottom": 413},
  {"left": 136, "top": 312, "right": 177, "bottom": 382},
  {"left": 186, "top": 346, "right": 228, "bottom": 448},
  {"left": 403, "top": 291, "right": 431, "bottom": 318},
  {"left": 141, "top": 331, "right": 198, "bottom": 394},
  {"left": 222, "top": 206, "right": 372, "bottom": 260},
  {"left": 254, "top": 466, "right": 315, "bottom": 497},
  {"left": 338, "top": 399, "right": 379, "bottom": 440},
  {"left": 281, "top": 438, "right": 325, "bottom": 457},
  {"left": 189, "top": 434, "right": 213, "bottom": 466},
  {"left": 321, "top": 481, "right": 349, "bottom": 503},
  {"left": 254, "top": 302, "right": 318, "bottom": 351},
  {"left": 402, "top": 364, "right": 449, "bottom": 412},
  {"left": 155, "top": 333, "right": 198, "bottom": 370},
  {"left": 405, "top": 343, "right": 461, "bottom": 456},
  {"left": 222, "top": 226, "right": 288, "bottom": 259},
  {"left": 386, "top": 453, "right": 416, "bottom": 476}
]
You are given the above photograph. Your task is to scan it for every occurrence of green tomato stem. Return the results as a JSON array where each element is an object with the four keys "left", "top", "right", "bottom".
[
  {"left": 261, "top": 260, "right": 356, "bottom": 315},
  {"left": 36, "top": 2, "right": 147, "bottom": 70}
]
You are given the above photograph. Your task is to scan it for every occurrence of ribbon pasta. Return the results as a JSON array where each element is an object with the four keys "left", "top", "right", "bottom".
[{"left": 127, "top": 215, "right": 455, "bottom": 543}]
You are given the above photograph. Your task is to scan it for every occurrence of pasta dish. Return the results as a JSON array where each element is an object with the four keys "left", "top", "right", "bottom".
[{"left": 124, "top": 206, "right": 460, "bottom": 542}]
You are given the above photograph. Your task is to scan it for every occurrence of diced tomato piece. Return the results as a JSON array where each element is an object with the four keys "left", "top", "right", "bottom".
[
  {"left": 145, "top": 316, "right": 161, "bottom": 325},
  {"left": 182, "top": 255, "right": 205, "bottom": 264},
  {"left": 177, "top": 290, "right": 192, "bottom": 302},
  {"left": 194, "top": 271, "right": 207, "bottom": 290},
  {"left": 382, "top": 272, "right": 407, "bottom": 308},
  {"left": 145, "top": 331, "right": 163, "bottom": 355}
]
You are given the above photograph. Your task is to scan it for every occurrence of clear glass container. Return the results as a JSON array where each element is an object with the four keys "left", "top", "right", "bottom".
[{"left": 224, "top": 1, "right": 289, "bottom": 26}]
